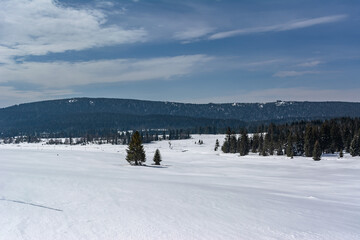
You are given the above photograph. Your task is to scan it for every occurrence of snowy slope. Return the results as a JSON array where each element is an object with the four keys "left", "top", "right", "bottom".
[{"left": 0, "top": 135, "right": 359, "bottom": 240}]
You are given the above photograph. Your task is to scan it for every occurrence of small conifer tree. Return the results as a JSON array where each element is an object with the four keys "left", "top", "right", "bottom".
[
  {"left": 286, "top": 133, "right": 294, "bottom": 157},
  {"left": 229, "top": 134, "right": 237, "bottom": 153},
  {"left": 153, "top": 149, "right": 162, "bottom": 165},
  {"left": 126, "top": 131, "right": 146, "bottom": 165},
  {"left": 221, "top": 141, "right": 229, "bottom": 153},
  {"left": 350, "top": 135, "right": 359, "bottom": 157},
  {"left": 304, "top": 125, "right": 315, "bottom": 157},
  {"left": 269, "top": 142, "right": 274, "bottom": 156},
  {"left": 252, "top": 134, "right": 260, "bottom": 153},
  {"left": 258, "top": 134, "right": 264, "bottom": 155},
  {"left": 214, "top": 139, "right": 220, "bottom": 151},
  {"left": 239, "top": 131, "right": 249, "bottom": 156},
  {"left": 222, "top": 128, "right": 231, "bottom": 153},
  {"left": 313, "top": 140, "right": 321, "bottom": 161},
  {"left": 276, "top": 145, "right": 283, "bottom": 155}
]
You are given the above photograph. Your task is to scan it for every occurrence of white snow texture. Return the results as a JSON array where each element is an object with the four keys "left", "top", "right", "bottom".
[{"left": 0, "top": 135, "right": 359, "bottom": 240}]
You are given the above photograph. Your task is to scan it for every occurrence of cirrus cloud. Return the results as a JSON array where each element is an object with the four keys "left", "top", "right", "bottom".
[
  {"left": 209, "top": 14, "right": 347, "bottom": 40},
  {"left": 297, "top": 61, "right": 322, "bottom": 67},
  {"left": 273, "top": 70, "right": 320, "bottom": 78},
  {"left": 0, "top": 54, "right": 214, "bottom": 87}
]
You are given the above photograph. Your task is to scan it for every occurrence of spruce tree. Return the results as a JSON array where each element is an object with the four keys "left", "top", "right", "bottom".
[
  {"left": 304, "top": 125, "right": 315, "bottom": 157},
  {"left": 162, "top": 131, "right": 166, "bottom": 140},
  {"left": 267, "top": 123, "right": 276, "bottom": 155},
  {"left": 252, "top": 134, "right": 260, "bottom": 153},
  {"left": 221, "top": 141, "right": 229, "bottom": 153},
  {"left": 269, "top": 141, "right": 274, "bottom": 155},
  {"left": 331, "top": 123, "right": 343, "bottom": 153},
  {"left": 222, "top": 127, "right": 231, "bottom": 153},
  {"left": 239, "top": 131, "right": 249, "bottom": 156},
  {"left": 276, "top": 144, "right": 283, "bottom": 155},
  {"left": 214, "top": 139, "right": 220, "bottom": 151},
  {"left": 350, "top": 135, "right": 359, "bottom": 157},
  {"left": 236, "top": 137, "right": 241, "bottom": 153},
  {"left": 264, "top": 133, "right": 271, "bottom": 155},
  {"left": 258, "top": 134, "right": 264, "bottom": 155},
  {"left": 286, "top": 133, "right": 294, "bottom": 157},
  {"left": 294, "top": 132, "right": 304, "bottom": 156},
  {"left": 153, "top": 149, "right": 162, "bottom": 165},
  {"left": 320, "top": 121, "right": 331, "bottom": 153},
  {"left": 126, "top": 131, "right": 146, "bottom": 165},
  {"left": 313, "top": 140, "right": 321, "bottom": 161},
  {"left": 229, "top": 132, "right": 237, "bottom": 153},
  {"left": 343, "top": 128, "right": 352, "bottom": 153}
]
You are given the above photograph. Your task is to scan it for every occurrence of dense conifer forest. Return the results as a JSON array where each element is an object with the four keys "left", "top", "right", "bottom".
[{"left": 220, "top": 117, "right": 360, "bottom": 159}]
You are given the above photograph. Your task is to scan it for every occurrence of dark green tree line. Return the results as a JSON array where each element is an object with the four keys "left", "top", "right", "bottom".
[{"left": 221, "top": 117, "right": 360, "bottom": 160}]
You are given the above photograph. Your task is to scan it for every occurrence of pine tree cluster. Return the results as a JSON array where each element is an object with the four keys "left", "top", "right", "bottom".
[
  {"left": 125, "top": 132, "right": 164, "bottom": 166},
  {"left": 221, "top": 128, "right": 250, "bottom": 155},
  {"left": 221, "top": 118, "right": 360, "bottom": 160}
]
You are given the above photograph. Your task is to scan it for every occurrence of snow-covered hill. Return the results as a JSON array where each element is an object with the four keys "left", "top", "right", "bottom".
[{"left": 1, "top": 135, "right": 359, "bottom": 240}]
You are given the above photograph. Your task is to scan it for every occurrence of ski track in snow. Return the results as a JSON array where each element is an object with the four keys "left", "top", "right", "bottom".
[
  {"left": 0, "top": 134, "right": 360, "bottom": 240},
  {"left": 0, "top": 198, "right": 62, "bottom": 212}
]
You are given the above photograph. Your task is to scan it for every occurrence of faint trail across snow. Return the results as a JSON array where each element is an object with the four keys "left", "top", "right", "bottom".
[{"left": 0, "top": 198, "right": 62, "bottom": 212}]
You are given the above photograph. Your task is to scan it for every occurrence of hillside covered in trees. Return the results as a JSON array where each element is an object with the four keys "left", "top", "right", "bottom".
[{"left": 1, "top": 98, "right": 360, "bottom": 137}]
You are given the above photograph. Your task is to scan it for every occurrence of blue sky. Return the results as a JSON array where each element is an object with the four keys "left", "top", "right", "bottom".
[{"left": 0, "top": 0, "right": 359, "bottom": 107}]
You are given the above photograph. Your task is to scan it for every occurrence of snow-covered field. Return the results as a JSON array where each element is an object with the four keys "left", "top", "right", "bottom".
[{"left": 1, "top": 135, "right": 359, "bottom": 240}]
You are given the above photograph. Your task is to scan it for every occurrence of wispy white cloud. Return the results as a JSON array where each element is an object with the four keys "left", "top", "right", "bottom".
[
  {"left": 0, "top": 0, "right": 147, "bottom": 63},
  {"left": 0, "top": 86, "right": 77, "bottom": 107},
  {"left": 273, "top": 70, "right": 320, "bottom": 77},
  {"left": 297, "top": 60, "right": 322, "bottom": 67},
  {"left": 209, "top": 14, "right": 347, "bottom": 40},
  {"left": 173, "top": 26, "right": 214, "bottom": 42},
  {"left": 0, "top": 55, "right": 214, "bottom": 87},
  {"left": 243, "top": 59, "right": 283, "bottom": 67},
  {"left": 95, "top": 1, "right": 115, "bottom": 9}
]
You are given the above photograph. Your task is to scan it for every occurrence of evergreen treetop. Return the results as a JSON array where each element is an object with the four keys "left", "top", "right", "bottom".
[
  {"left": 126, "top": 131, "right": 146, "bottom": 166},
  {"left": 153, "top": 149, "right": 162, "bottom": 165}
]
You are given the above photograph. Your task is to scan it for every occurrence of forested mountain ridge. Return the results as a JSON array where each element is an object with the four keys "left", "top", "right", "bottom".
[
  {"left": 1, "top": 98, "right": 360, "bottom": 136},
  {"left": 2, "top": 98, "right": 360, "bottom": 121}
]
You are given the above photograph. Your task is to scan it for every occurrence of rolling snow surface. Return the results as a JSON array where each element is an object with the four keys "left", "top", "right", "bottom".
[{"left": 0, "top": 135, "right": 359, "bottom": 240}]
